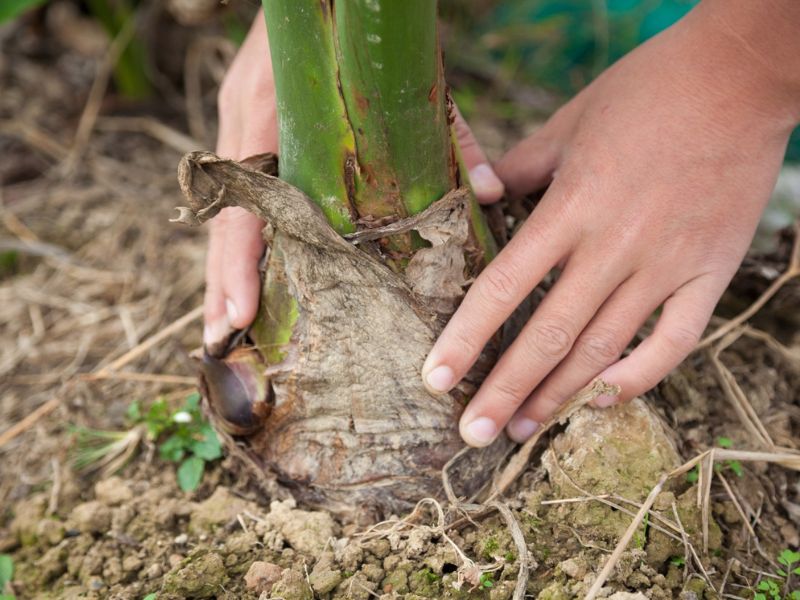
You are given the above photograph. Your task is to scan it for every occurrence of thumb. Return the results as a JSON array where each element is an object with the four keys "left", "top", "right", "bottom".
[{"left": 453, "top": 105, "right": 504, "bottom": 204}]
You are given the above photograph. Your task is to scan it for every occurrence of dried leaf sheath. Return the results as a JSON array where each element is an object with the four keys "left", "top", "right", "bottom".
[{"left": 176, "top": 153, "right": 509, "bottom": 514}]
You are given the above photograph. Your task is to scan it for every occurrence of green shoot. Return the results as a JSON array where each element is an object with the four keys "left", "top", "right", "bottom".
[{"left": 670, "top": 556, "right": 686, "bottom": 568}]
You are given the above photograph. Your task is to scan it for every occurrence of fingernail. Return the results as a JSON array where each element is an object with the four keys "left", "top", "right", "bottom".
[
  {"left": 469, "top": 163, "right": 504, "bottom": 201},
  {"left": 424, "top": 365, "right": 455, "bottom": 394},
  {"left": 225, "top": 298, "right": 239, "bottom": 325},
  {"left": 594, "top": 394, "right": 618, "bottom": 408},
  {"left": 507, "top": 418, "right": 540, "bottom": 443},
  {"left": 203, "top": 314, "right": 231, "bottom": 349},
  {"left": 462, "top": 416, "right": 497, "bottom": 447}
]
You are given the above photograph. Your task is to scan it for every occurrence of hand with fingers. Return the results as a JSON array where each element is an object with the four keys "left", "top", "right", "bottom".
[
  {"left": 203, "top": 12, "right": 504, "bottom": 354},
  {"left": 422, "top": 1, "right": 800, "bottom": 447}
]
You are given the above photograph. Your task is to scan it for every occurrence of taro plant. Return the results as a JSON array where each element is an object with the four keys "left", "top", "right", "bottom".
[{"left": 175, "top": 0, "right": 509, "bottom": 516}]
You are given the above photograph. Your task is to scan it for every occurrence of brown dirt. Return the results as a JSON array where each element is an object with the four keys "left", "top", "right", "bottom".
[{"left": 1, "top": 4, "right": 799, "bottom": 600}]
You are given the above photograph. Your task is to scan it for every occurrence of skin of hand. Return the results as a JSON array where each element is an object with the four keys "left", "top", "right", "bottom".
[
  {"left": 421, "top": 0, "right": 800, "bottom": 447},
  {"left": 204, "top": 12, "right": 504, "bottom": 352}
]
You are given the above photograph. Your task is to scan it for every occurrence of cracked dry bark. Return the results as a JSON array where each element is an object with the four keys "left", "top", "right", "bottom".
[{"left": 176, "top": 153, "right": 511, "bottom": 516}]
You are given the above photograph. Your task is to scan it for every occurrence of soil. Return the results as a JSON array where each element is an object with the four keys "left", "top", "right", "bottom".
[{"left": 1, "top": 4, "right": 799, "bottom": 600}]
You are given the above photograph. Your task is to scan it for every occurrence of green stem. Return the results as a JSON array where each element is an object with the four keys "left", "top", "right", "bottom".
[
  {"left": 261, "top": 1, "right": 357, "bottom": 234},
  {"left": 334, "top": 0, "right": 455, "bottom": 219}
]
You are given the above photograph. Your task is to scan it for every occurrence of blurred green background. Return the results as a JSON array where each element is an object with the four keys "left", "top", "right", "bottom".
[{"left": 441, "top": 0, "right": 800, "bottom": 161}]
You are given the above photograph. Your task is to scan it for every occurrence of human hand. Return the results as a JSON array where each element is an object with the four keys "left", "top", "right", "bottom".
[
  {"left": 422, "top": 0, "right": 800, "bottom": 446},
  {"left": 204, "top": 13, "right": 504, "bottom": 352},
  {"left": 203, "top": 12, "right": 277, "bottom": 353}
]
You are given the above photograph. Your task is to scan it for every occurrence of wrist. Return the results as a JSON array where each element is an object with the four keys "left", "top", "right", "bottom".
[{"left": 688, "top": 0, "right": 800, "bottom": 127}]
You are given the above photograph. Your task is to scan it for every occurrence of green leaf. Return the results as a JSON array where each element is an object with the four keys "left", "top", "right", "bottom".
[
  {"left": 159, "top": 434, "right": 187, "bottom": 463},
  {"left": 177, "top": 456, "right": 205, "bottom": 492},
  {"left": 183, "top": 392, "right": 201, "bottom": 414},
  {"left": 793, "top": 565, "right": 800, "bottom": 575},
  {"left": 753, "top": 593, "right": 766, "bottom": 600},
  {"left": 777, "top": 569, "right": 787, "bottom": 577},
  {"left": 716, "top": 436, "right": 733, "bottom": 448},
  {"left": 0, "top": 0, "right": 46, "bottom": 23},
  {"left": 126, "top": 400, "right": 141, "bottom": 423},
  {"left": 190, "top": 424, "right": 222, "bottom": 462},
  {"left": 142, "top": 594, "right": 157, "bottom": 600},
  {"left": 789, "top": 590, "right": 800, "bottom": 600},
  {"left": 778, "top": 548, "right": 800, "bottom": 567},
  {"left": 686, "top": 466, "right": 699, "bottom": 484},
  {"left": 727, "top": 460, "right": 744, "bottom": 477},
  {"left": 0, "top": 554, "right": 13, "bottom": 587}
]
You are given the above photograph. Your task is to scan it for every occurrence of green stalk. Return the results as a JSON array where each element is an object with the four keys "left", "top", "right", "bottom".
[
  {"left": 262, "top": 1, "right": 357, "bottom": 234},
  {"left": 334, "top": 0, "right": 455, "bottom": 218}
]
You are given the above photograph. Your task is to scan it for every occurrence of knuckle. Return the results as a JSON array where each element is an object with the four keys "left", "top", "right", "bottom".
[
  {"left": 488, "top": 377, "right": 530, "bottom": 413},
  {"left": 528, "top": 319, "right": 574, "bottom": 362},
  {"left": 445, "top": 324, "right": 483, "bottom": 365},
  {"left": 476, "top": 263, "right": 520, "bottom": 306},
  {"left": 662, "top": 325, "right": 700, "bottom": 356},
  {"left": 576, "top": 329, "right": 624, "bottom": 367}
]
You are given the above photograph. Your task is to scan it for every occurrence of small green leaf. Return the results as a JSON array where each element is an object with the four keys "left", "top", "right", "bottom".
[
  {"left": 177, "top": 456, "right": 205, "bottom": 492},
  {"left": 184, "top": 392, "right": 201, "bottom": 414},
  {"left": 0, "top": 554, "right": 13, "bottom": 587},
  {"left": 777, "top": 569, "right": 787, "bottom": 577},
  {"left": 0, "top": 0, "right": 46, "bottom": 23},
  {"left": 142, "top": 593, "right": 157, "bottom": 600},
  {"left": 159, "top": 434, "right": 187, "bottom": 463},
  {"left": 753, "top": 593, "right": 766, "bottom": 600},
  {"left": 727, "top": 460, "right": 744, "bottom": 477},
  {"left": 190, "top": 424, "right": 222, "bottom": 462},
  {"left": 716, "top": 436, "right": 733, "bottom": 448},
  {"left": 789, "top": 590, "right": 800, "bottom": 600},
  {"left": 686, "top": 466, "right": 699, "bottom": 484},
  {"left": 126, "top": 400, "right": 142, "bottom": 423},
  {"left": 669, "top": 556, "right": 685, "bottom": 567},
  {"left": 778, "top": 548, "right": 800, "bottom": 566}
]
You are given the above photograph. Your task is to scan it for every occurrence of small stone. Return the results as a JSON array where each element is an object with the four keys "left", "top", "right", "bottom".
[
  {"left": 271, "top": 568, "right": 313, "bottom": 600},
  {"left": 361, "top": 563, "right": 384, "bottom": 583},
  {"left": 168, "top": 553, "right": 184, "bottom": 568},
  {"left": 71, "top": 501, "right": 111, "bottom": 534},
  {"left": 189, "top": 487, "right": 258, "bottom": 534},
  {"left": 162, "top": 551, "right": 227, "bottom": 599},
  {"left": 559, "top": 557, "right": 588, "bottom": 580},
  {"left": 36, "top": 518, "right": 65, "bottom": 545},
  {"left": 10, "top": 493, "right": 47, "bottom": 546},
  {"left": 122, "top": 555, "right": 143, "bottom": 574},
  {"left": 88, "top": 578, "right": 105, "bottom": 591},
  {"left": 244, "top": 561, "right": 283, "bottom": 593},
  {"left": 363, "top": 538, "right": 391, "bottom": 559},
  {"left": 174, "top": 533, "right": 188, "bottom": 545},
  {"left": 309, "top": 568, "right": 342, "bottom": 594},
  {"left": 264, "top": 499, "right": 336, "bottom": 554},
  {"left": 608, "top": 593, "right": 648, "bottom": 600},
  {"left": 145, "top": 563, "right": 162, "bottom": 580},
  {"left": 94, "top": 477, "right": 133, "bottom": 506},
  {"left": 111, "top": 505, "right": 135, "bottom": 531}
]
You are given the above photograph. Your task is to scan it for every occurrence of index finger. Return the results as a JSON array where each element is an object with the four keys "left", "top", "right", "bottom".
[{"left": 421, "top": 205, "right": 574, "bottom": 394}]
